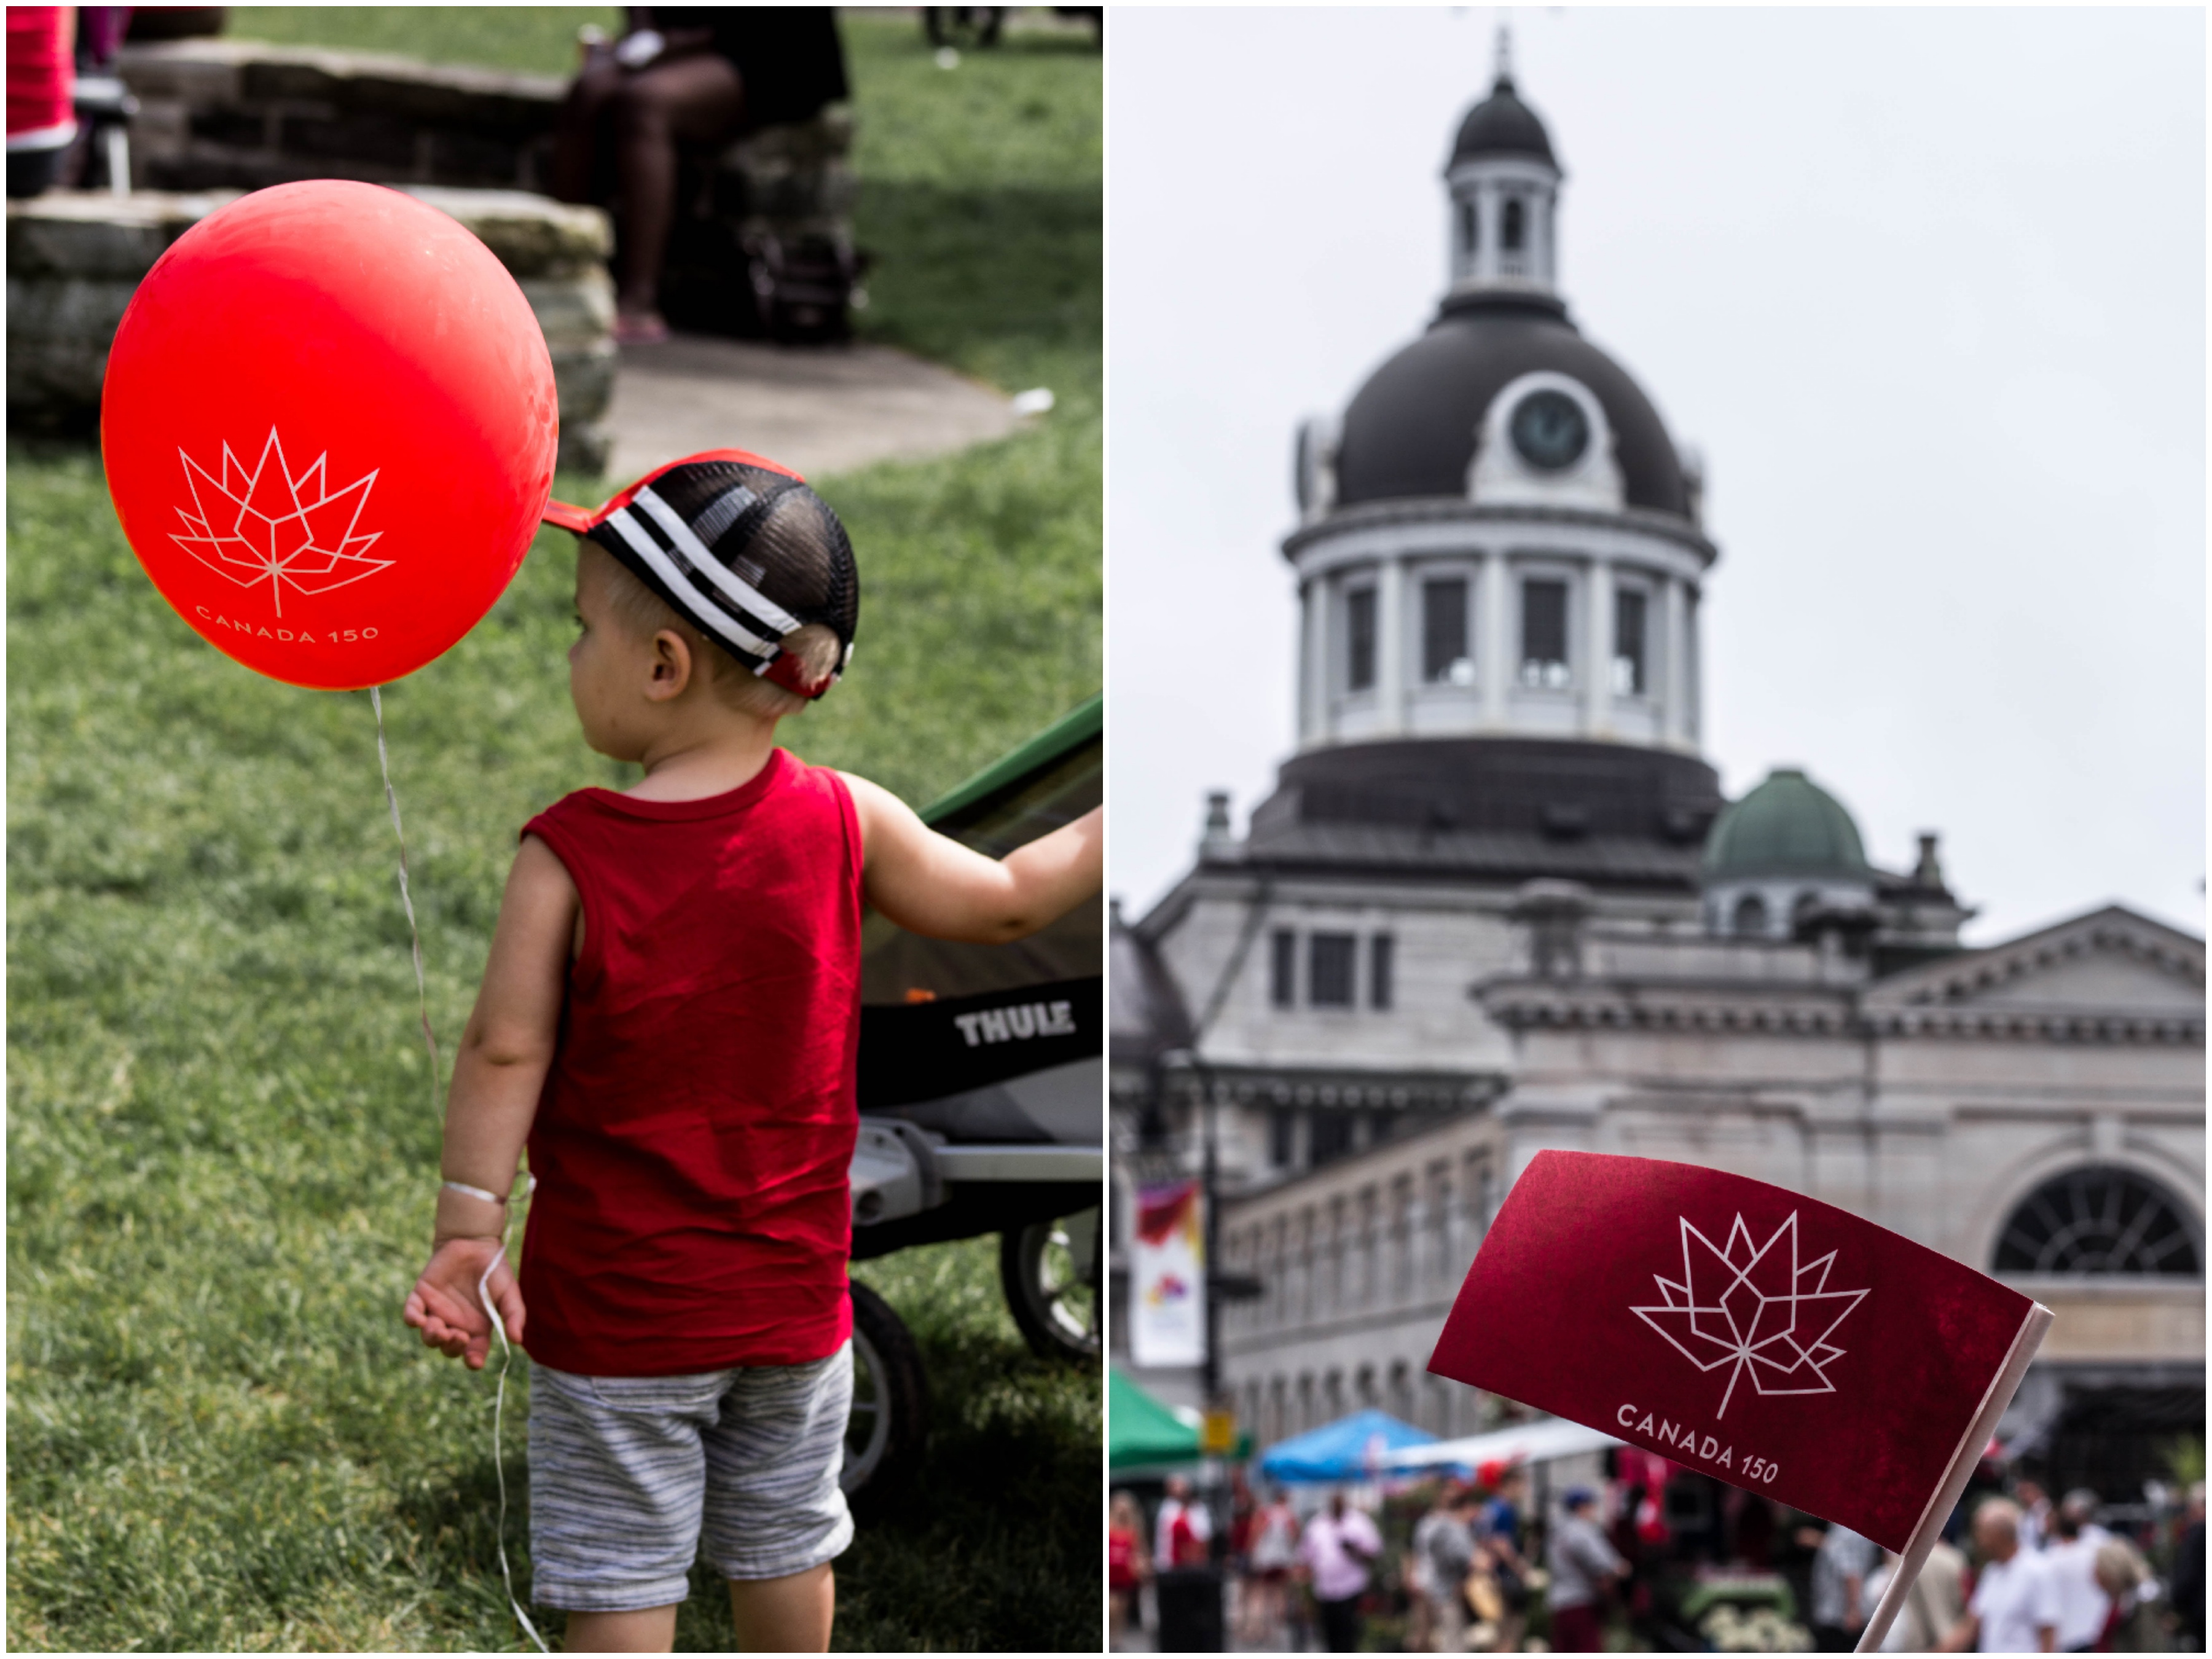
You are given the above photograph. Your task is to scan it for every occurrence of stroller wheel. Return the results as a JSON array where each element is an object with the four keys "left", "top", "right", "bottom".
[
  {"left": 1000, "top": 1209, "right": 1100, "bottom": 1362},
  {"left": 842, "top": 1281, "right": 928, "bottom": 1498}
]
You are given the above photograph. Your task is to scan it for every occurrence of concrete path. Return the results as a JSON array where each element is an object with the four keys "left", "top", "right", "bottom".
[{"left": 602, "top": 333, "right": 1022, "bottom": 485}]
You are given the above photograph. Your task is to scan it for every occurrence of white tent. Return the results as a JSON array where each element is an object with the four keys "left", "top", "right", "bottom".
[{"left": 1382, "top": 1415, "right": 1622, "bottom": 1472}]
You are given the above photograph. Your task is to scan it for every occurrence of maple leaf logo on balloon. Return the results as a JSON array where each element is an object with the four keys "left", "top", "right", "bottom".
[
  {"left": 170, "top": 429, "right": 391, "bottom": 616},
  {"left": 1630, "top": 1212, "right": 1869, "bottom": 1418}
]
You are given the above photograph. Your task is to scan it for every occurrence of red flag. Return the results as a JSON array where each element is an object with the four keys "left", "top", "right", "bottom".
[{"left": 1429, "top": 1151, "right": 2047, "bottom": 1553}]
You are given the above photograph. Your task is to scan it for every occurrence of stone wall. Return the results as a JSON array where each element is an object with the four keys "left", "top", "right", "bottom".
[
  {"left": 7, "top": 187, "right": 617, "bottom": 474},
  {"left": 116, "top": 36, "right": 858, "bottom": 339},
  {"left": 117, "top": 38, "right": 567, "bottom": 194}
]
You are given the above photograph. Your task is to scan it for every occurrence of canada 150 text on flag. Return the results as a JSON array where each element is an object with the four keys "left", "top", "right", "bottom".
[{"left": 1427, "top": 1150, "right": 2039, "bottom": 1550}]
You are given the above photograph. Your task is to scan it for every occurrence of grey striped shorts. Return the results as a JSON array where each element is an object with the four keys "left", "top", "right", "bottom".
[{"left": 526, "top": 1342, "right": 855, "bottom": 1612}]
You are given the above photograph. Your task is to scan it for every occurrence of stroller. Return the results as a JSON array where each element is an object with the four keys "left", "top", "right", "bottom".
[{"left": 841, "top": 694, "right": 1102, "bottom": 1493}]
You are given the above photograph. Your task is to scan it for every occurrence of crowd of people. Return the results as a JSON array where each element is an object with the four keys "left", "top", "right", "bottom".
[
  {"left": 1108, "top": 1467, "right": 1542, "bottom": 1653},
  {"left": 1805, "top": 1477, "right": 2205, "bottom": 1654},
  {"left": 1107, "top": 1463, "right": 2206, "bottom": 1654},
  {"left": 1910, "top": 1479, "right": 2205, "bottom": 1654}
]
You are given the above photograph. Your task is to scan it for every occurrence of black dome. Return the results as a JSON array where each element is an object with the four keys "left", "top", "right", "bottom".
[
  {"left": 1334, "top": 296, "right": 1690, "bottom": 517},
  {"left": 1451, "top": 76, "right": 1556, "bottom": 167}
]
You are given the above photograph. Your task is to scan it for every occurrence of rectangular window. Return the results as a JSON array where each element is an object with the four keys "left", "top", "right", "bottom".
[
  {"left": 1613, "top": 587, "right": 1648, "bottom": 697},
  {"left": 1345, "top": 586, "right": 1376, "bottom": 692},
  {"left": 1370, "top": 934, "right": 1395, "bottom": 1010},
  {"left": 1310, "top": 1113, "right": 1355, "bottom": 1167},
  {"left": 1520, "top": 578, "right": 1569, "bottom": 689},
  {"left": 1270, "top": 928, "right": 1296, "bottom": 1008},
  {"left": 1309, "top": 932, "right": 1356, "bottom": 1007},
  {"left": 1421, "top": 577, "right": 1470, "bottom": 684}
]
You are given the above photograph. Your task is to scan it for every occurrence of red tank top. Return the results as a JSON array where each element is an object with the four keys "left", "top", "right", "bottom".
[
  {"left": 516, "top": 750, "right": 861, "bottom": 1375},
  {"left": 5, "top": 10, "right": 74, "bottom": 144}
]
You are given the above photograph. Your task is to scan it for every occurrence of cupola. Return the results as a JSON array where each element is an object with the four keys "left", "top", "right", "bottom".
[
  {"left": 1446, "top": 31, "right": 1563, "bottom": 299},
  {"left": 1701, "top": 767, "right": 1878, "bottom": 939}
]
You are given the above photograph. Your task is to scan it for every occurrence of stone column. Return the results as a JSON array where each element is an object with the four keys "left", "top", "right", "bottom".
[
  {"left": 1300, "top": 571, "right": 1329, "bottom": 747},
  {"left": 1583, "top": 557, "right": 1614, "bottom": 736},
  {"left": 1375, "top": 554, "right": 1405, "bottom": 734},
  {"left": 1661, "top": 575, "right": 1687, "bottom": 747},
  {"left": 1685, "top": 585, "right": 1703, "bottom": 744},
  {"left": 1482, "top": 553, "right": 1511, "bottom": 728},
  {"left": 1537, "top": 187, "right": 1556, "bottom": 288}
]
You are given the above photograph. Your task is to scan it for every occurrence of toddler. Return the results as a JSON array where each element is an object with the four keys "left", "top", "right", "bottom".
[{"left": 402, "top": 450, "right": 1102, "bottom": 1652}]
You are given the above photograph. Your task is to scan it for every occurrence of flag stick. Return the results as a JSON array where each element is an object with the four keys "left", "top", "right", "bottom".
[{"left": 1854, "top": 1300, "right": 2053, "bottom": 1653}]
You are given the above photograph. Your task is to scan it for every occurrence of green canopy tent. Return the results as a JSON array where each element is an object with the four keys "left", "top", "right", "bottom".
[{"left": 1108, "top": 1369, "right": 1252, "bottom": 1472}]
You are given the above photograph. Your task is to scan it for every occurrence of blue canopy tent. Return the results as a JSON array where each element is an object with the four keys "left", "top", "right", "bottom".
[{"left": 1257, "top": 1409, "right": 1443, "bottom": 1484}]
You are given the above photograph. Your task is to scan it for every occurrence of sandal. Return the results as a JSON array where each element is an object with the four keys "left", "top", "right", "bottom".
[{"left": 613, "top": 310, "right": 670, "bottom": 346}]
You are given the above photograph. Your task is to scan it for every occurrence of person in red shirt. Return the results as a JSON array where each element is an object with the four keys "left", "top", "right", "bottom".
[
  {"left": 1109, "top": 1491, "right": 1151, "bottom": 1649},
  {"left": 6, "top": 6, "right": 75, "bottom": 199},
  {"left": 402, "top": 452, "right": 1102, "bottom": 1652}
]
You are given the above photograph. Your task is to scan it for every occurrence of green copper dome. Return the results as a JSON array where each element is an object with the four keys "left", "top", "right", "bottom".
[{"left": 1701, "top": 768, "right": 1872, "bottom": 881}]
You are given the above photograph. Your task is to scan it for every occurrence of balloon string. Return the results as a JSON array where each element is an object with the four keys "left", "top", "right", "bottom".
[
  {"left": 479, "top": 1243, "right": 550, "bottom": 1654},
  {"left": 371, "top": 689, "right": 546, "bottom": 1652},
  {"left": 370, "top": 686, "right": 441, "bottom": 1116}
]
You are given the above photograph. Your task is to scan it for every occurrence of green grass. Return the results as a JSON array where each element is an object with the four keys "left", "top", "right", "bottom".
[
  {"left": 224, "top": 7, "right": 625, "bottom": 79},
  {"left": 9, "top": 11, "right": 1099, "bottom": 1652}
]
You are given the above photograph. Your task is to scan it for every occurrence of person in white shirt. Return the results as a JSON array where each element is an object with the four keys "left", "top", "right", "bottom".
[
  {"left": 1153, "top": 1474, "right": 1213, "bottom": 1571},
  {"left": 1943, "top": 1499, "right": 2060, "bottom": 1653},
  {"left": 2042, "top": 1491, "right": 2112, "bottom": 1652},
  {"left": 2014, "top": 1478, "right": 2052, "bottom": 1555},
  {"left": 1810, "top": 1521, "right": 1878, "bottom": 1649}
]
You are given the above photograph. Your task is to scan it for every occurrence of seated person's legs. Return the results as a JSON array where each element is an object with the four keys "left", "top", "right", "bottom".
[
  {"left": 606, "top": 53, "right": 746, "bottom": 333},
  {"left": 551, "top": 54, "right": 629, "bottom": 206}
]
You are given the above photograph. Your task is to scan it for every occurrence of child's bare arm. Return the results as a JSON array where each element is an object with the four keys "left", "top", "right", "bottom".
[
  {"left": 842, "top": 773, "right": 1102, "bottom": 944},
  {"left": 401, "top": 834, "right": 576, "bottom": 1369}
]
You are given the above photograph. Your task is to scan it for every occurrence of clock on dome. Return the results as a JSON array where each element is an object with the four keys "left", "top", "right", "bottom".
[{"left": 1508, "top": 388, "right": 1588, "bottom": 470}]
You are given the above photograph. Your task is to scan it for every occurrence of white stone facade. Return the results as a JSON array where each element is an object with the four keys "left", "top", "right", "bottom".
[{"left": 1206, "top": 905, "right": 2205, "bottom": 1454}]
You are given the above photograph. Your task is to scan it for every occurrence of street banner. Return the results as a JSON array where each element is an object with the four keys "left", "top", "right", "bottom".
[
  {"left": 1429, "top": 1151, "right": 2050, "bottom": 1650},
  {"left": 1131, "top": 1178, "right": 1207, "bottom": 1368}
]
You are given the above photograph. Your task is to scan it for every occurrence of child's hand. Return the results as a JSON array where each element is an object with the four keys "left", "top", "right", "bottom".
[{"left": 402, "top": 1236, "right": 525, "bottom": 1371}]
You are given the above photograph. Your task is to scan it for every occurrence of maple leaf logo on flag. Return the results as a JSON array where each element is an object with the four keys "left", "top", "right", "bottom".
[
  {"left": 1630, "top": 1212, "right": 1869, "bottom": 1418},
  {"left": 170, "top": 429, "right": 391, "bottom": 616}
]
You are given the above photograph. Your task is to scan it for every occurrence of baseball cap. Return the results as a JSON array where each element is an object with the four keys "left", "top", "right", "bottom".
[{"left": 544, "top": 449, "right": 858, "bottom": 699}]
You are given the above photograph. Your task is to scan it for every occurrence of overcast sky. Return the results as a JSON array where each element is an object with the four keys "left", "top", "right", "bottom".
[{"left": 1105, "top": 6, "right": 2205, "bottom": 948}]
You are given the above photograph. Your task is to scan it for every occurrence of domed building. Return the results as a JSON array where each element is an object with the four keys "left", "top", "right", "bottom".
[{"left": 1112, "top": 46, "right": 2203, "bottom": 1512}]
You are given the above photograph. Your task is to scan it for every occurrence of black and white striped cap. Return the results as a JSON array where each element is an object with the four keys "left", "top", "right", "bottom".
[{"left": 544, "top": 449, "right": 858, "bottom": 699}]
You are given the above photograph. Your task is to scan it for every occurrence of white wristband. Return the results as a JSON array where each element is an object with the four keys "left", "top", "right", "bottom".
[{"left": 442, "top": 1176, "right": 538, "bottom": 1205}]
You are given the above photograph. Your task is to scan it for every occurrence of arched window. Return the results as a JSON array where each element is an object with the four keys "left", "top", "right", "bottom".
[
  {"left": 1732, "top": 893, "right": 1768, "bottom": 936},
  {"left": 1461, "top": 198, "right": 1478, "bottom": 255},
  {"left": 1996, "top": 1167, "right": 2201, "bottom": 1277},
  {"left": 1502, "top": 196, "right": 1525, "bottom": 251}
]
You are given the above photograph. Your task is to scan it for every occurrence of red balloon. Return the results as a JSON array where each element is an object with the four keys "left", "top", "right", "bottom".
[{"left": 101, "top": 180, "right": 559, "bottom": 690}]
